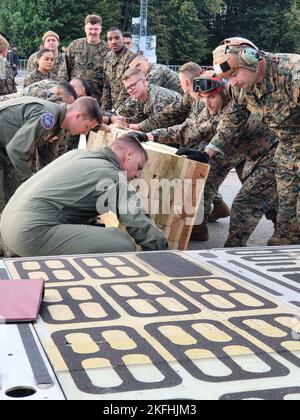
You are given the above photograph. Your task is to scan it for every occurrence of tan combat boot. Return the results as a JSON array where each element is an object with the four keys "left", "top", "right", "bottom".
[
  {"left": 208, "top": 199, "right": 230, "bottom": 223},
  {"left": 267, "top": 235, "right": 297, "bottom": 246},
  {"left": 190, "top": 218, "right": 209, "bottom": 242}
]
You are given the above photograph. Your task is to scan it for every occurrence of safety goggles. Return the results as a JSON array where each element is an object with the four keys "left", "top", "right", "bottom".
[{"left": 193, "top": 77, "right": 224, "bottom": 94}]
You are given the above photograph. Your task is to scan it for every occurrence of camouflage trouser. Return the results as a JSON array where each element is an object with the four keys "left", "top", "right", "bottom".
[
  {"left": 204, "top": 153, "right": 244, "bottom": 217},
  {"left": 275, "top": 164, "right": 300, "bottom": 243},
  {"left": 225, "top": 153, "right": 278, "bottom": 247}
]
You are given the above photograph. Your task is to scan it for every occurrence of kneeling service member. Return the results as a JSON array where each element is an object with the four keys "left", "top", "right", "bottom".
[
  {"left": 0, "top": 96, "right": 101, "bottom": 199},
  {"left": 0, "top": 134, "right": 169, "bottom": 257}
]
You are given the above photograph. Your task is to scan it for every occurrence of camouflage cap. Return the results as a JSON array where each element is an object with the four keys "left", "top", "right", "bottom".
[
  {"left": 0, "top": 35, "right": 9, "bottom": 52},
  {"left": 43, "top": 31, "right": 60, "bottom": 42},
  {"left": 213, "top": 37, "right": 261, "bottom": 78}
]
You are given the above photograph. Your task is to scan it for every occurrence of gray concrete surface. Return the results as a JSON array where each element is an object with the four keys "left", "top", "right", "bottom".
[{"left": 188, "top": 171, "right": 275, "bottom": 250}]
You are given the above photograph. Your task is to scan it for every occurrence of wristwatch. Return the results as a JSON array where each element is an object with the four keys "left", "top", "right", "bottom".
[{"left": 151, "top": 130, "right": 159, "bottom": 142}]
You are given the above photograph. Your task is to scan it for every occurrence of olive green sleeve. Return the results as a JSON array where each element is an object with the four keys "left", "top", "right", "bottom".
[
  {"left": 6, "top": 105, "right": 50, "bottom": 179},
  {"left": 96, "top": 174, "right": 169, "bottom": 251},
  {"left": 118, "top": 187, "right": 169, "bottom": 251},
  {"left": 35, "top": 141, "right": 59, "bottom": 171}
]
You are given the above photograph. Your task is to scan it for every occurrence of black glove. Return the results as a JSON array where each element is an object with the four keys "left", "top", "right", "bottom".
[
  {"left": 130, "top": 131, "right": 149, "bottom": 143},
  {"left": 176, "top": 147, "right": 210, "bottom": 163}
]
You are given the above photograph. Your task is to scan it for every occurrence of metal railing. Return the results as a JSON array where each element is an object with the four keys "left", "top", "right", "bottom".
[
  {"left": 19, "top": 59, "right": 28, "bottom": 73},
  {"left": 17, "top": 59, "right": 179, "bottom": 78},
  {"left": 167, "top": 65, "right": 180, "bottom": 73}
]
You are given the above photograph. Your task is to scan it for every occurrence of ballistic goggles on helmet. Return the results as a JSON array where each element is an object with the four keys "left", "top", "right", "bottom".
[
  {"left": 213, "top": 37, "right": 262, "bottom": 78},
  {"left": 193, "top": 75, "right": 224, "bottom": 95}
]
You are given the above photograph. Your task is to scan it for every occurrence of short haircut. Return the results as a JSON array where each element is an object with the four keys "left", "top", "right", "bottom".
[
  {"left": 107, "top": 27, "right": 122, "bottom": 35},
  {"left": 127, "top": 52, "right": 147, "bottom": 66},
  {"left": 111, "top": 134, "right": 149, "bottom": 162},
  {"left": 179, "top": 62, "right": 203, "bottom": 80},
  {"left": 85, "top": 15, "right": 102, "bottom": 25},
  {"left": 37, "top": 48, "right": 53, "bottom": 59},
  {"left": 123, "top": 32, "right": 132, "bottom": 39},
  {"left": 71, "top": 97, "right": 103, "bottom": 124},
  {"left": 122, "top": 67, "right": 145, "bottom": 82},
  {"left": 72, "top": 77, "right": 92, "bottom": 97},
  {"left": 57, "top": 82, "right": 78, "bottom": 100}
]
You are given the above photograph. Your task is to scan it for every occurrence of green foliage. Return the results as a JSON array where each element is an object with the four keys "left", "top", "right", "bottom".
[
  {"left": 209, "top": 1, "right": 298, "bottom": 52},
  {"left": 1, "top": 0, "right": 300, "bottom": 63},
  {"left": 148, "top": 0, "right": 210, "bottom": 64},
  {"left": 0, "top": 0, "right": 125, "bottom": 57}
]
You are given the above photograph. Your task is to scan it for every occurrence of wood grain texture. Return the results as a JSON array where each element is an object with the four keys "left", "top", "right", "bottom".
[{"left": 88, "top": 129, "right": 210, "bottom": 250}]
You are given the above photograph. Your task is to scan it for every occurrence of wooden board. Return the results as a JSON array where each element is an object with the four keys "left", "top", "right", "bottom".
[{"left": 88, "top": 129, "right": 210, "bottom": 250}]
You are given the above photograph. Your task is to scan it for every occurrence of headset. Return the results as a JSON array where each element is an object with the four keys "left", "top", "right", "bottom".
[{"left": 213, "top": 37, "right": 264, "bottom": 77}]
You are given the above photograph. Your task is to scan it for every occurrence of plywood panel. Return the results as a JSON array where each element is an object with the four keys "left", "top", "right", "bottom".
[{"left": 87, "top": 129, "right": 210, "bottom": 250}]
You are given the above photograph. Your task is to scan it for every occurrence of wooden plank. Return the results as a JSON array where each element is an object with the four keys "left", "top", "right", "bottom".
[{"left": 88, "top": 128, "right": 210, "bottom": 250}]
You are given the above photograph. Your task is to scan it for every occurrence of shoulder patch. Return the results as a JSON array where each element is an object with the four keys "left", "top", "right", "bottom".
[{"left": 40, "top": 112, "right": 56, "bottom": 130}]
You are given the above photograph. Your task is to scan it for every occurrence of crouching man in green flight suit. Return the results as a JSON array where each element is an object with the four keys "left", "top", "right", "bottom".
[
  {"left": 0, "top": 95, "right": 102, "bottom": 256},
  {"left": 0, "top": 133, "right": 169, "bottom": 257}
]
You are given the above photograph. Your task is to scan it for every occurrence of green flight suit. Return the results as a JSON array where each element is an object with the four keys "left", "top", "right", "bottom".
[
  {"left": 0, "top": 147, "right": 169, "bottom": 257},
  {"left": 0, "top": 97, "right": 66, "bottom": 210}
]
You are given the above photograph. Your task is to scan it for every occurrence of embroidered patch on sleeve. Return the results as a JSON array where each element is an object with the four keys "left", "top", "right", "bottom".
[{"left": 40, "top": 113, "right": 56, "bottom": 130}]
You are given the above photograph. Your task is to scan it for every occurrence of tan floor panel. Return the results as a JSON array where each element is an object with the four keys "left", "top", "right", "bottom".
[{"left": 5, "top": 251, "right": 300, "bottom": 400}]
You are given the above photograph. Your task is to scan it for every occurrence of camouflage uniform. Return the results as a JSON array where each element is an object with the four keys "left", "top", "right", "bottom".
[
  {"left": 116, "top": 63, "right": 182, "bottom": 119},
  {"left": 27, "top": 51, "right": 69, "bottom": 82},
  {"left": 120, "top": 84, "right": 181, "bottom": 127},
  {"left": 116, "top": 64, "right": 182, "bottom": 123},
  {"left": 0, "top": 56, "right": 17, "bottom": 96},
  {"left": 209, "top": 53, "right": 300, "bottom": 244},
  {"left": 150, "top": 99, "right": 205, "bottom": 147},
  {"left": 0, "top": 80, "right": 60, "bottom": 103},
  {"left": 148, "top": 64, "right": 182, "bottom": 93},
  {"left": 190, "top": 91, "right": 278, "bottom": 246},
  {"left": 24, "top": 79, "right": 58, "bottom": 99},
  {"left": 138, "top": 92, "right": 194, "bottom": 132},
  {"left": 116, "top": 98, "right": 146, "bottom": 123},
  {"left": 24, "top": 70, "right": 57, "bottom": 88},
  {"left": 225, "top": 150, "right": 278, "bottom": 247},
  {"left": 102, "top": 46, "right": 135, "bottom": 111},
  {"left": 67, "top": 38, "right": 109, "bottom": 102}
]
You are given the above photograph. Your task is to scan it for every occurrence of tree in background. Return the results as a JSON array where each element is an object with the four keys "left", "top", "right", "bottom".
[
  {"left": 208, "top": 0, "right": 297, "bottom": 52},
  {"left": 1, "top": 0, "right": 300, "bottom": 63},
  {"left": 285, "top": 0, "right": 300, "bottom": 52},
  {"left": 0, "top": 0, "right": 125, "bottom": 57},
  {"left": 147, "top": 0, "right": 209, "bottom": 64}
]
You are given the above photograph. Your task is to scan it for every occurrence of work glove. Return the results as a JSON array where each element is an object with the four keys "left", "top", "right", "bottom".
[
  {"left": 176, "top": 147, "right": 210, "bottom": 163},
  {"left": 130, "top": 131, "right": 149, "bottom": 143}
]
